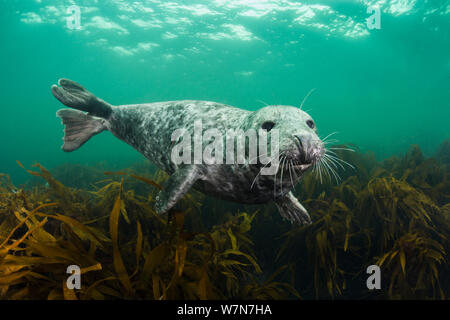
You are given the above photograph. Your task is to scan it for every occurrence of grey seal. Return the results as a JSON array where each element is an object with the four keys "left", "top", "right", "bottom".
[{"left": 51, "top": 79, "right": 325, "bottom": 225}]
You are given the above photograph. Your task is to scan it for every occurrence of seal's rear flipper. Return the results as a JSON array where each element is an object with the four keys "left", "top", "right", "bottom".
[
  {"left": 155, "top": 166, "right": 201, "bottom": 214},
  {"left": 56, "top": 109, "right": 107, "bottom": 152},
  {"left": 51, "top": 79, "right": 112, "bottom": 118},
  {"left": 275, "top": 192, "right": 312, "bottom": 225}
]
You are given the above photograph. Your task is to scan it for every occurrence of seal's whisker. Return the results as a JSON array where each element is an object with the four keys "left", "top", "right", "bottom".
[
  {"left": 319, "top": 160, "right": 326, "bottom": 184},
  {"left": 290, "top": 160, "right": 301, "bottom": 182},
  {"left": 323, "top": 153, "right": 346, "bottom": 171},
  {"left": 323, "top": 154, "right": 340, "bottom": 169},
  {"left": 315, "top": 162, "right": 320, "bottom": 179},
  {"left": 325, "top": 149, "right": 338, "bottom": 156},
  {"left": 256, "top": 99, "right": 269, "bottom": 107},
  {"left": 321, "top": 131, "right": 339, "bottom": 142},
  {"left": 250, "top": 152, "right": 280, "bottom": 190},
  {"left": 288, "top": 161, "right": 294, "bottom": 186},
  {"left": 328, "top": 147, "right": 355, "bottom": 152},
  {"left": 247, "top": 152, "right": 269, "bottom": 164},
  {"left": 325, "top": 155, "right": 344, "bottom": 180},
  {"left": 273, "top": 152, "right": 287, "bottom": 196},
  {"left": 288, "top": 161, "right": 295, "bottom": 190},
  {"left": 290, "top": 160, "right": 301, "bottom": 181},
  {"left": 325, "top": 154, "right": 355, "bottom": 172},
  {"left": 329, "top": 163, "right": 342, "bottom": 183},
  {"left": 319, "top": 159, "right": 328, "bottom": 183},
  {"left": 278, "top": 156, "right": 283, "bottom": 194},
  {"left": 280, "top": 156, "right": 287, "bottom": 194},
  {"left": 320, "top": 156, "right": 335, "bottom": 182},
  {"left": 325, "top": 157, "right": 346, "bottom": 174},
  {"left": 325, "top": 149, "right": 355, "bottom": 164},
  {"left": 315, "top": 137, "right": 338, "bottom": 142},
  {"left": 323, "top": 156, "right": 343, "bottom": 182},
  {"left": 312, "top": 161, "right": 319, "bottom": 181},
  {"left": 273, "top": 158, "right": 279, "bottom": 197},
  {"left": 320, "top": 159, "right": 331, "bottom": 182},
  {"left": 315, "top": 160, "right": 323, "bottom": 184},
  {"left": 322, "top": 139, "right": 340, "bottom": 145},
  {"left": 299, "top": 88, "right": 316, "bottom": 110},
  {"left": 311, "top": 138, "right": 339, "bottom": 145},
  {"left": 322, "top": 156, "right": 341, "bottom": 184},
  {"left": 325, "top": 149, "right": 340, "bottom": 156},
  {"left": 324, "top": 153, "right": 355, "bottom": 169}
]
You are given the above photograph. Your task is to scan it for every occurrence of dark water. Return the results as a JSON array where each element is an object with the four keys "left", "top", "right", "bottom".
[{"left": 0, "top": 0, "right": 449, "bottom": 183}]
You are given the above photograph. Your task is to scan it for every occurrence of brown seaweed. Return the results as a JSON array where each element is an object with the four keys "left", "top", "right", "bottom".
[{"left": 0, "top": 141, "right": 449, "bottom": 300}]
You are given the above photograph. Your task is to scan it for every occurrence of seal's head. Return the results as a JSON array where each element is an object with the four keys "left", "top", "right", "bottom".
[{"left": 245, "top": 105, "right": 325, "bottom": 173}]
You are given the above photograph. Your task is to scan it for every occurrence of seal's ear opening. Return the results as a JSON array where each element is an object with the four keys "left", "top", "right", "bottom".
[{"left": 261, "top": 121, "right": 275, "bottom": 131}]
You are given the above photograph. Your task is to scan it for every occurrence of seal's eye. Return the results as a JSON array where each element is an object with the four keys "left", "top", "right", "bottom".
[
  {"left": 261, "top": 121, "right": 275, "bottom": 131},
  {"left": 306, "top": 120, "right": 315, "bottom": 129}
]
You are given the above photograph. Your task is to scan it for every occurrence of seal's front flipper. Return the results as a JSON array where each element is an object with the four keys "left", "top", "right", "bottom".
[
  {"left": 51, "top": 79, "right": 112, "bottom": 118},
  {"left": 275, "top": 192, "right": 312, "bottom": 225},
  {"left": 155, "top": 166, "right": 201, "bottom": 214}
]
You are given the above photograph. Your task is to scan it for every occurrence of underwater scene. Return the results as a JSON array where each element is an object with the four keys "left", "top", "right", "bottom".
[{"left": 0, "top": 0, "right": 449, "bottom": 301}]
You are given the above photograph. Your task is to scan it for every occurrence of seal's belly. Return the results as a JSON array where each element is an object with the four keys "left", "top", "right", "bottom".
[{"left": 192, "top": 165, "right": 277, "bottom": 204}]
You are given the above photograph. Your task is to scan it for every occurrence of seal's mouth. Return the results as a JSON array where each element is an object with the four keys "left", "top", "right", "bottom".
[
  {"left": 292, "top": 163, "right": 312, "bottom": 170},
  {"left": 291, "top": 135, "right": 324, "bottom": 168}
]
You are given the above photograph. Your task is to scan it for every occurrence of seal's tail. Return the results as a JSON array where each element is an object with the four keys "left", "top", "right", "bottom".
[
  {"left": 52, "top": 79, "right": 112, "bottom": 152},
  {"left": 56, "top": 109, "right": 107, "bottom": 152},
  {"left": 51, "top": 79, "right": 112, "bottom": 118}
]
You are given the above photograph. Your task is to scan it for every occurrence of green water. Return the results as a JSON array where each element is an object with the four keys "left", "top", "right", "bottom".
[{"left": 0, "top": 0, "right": 449, "bottom": 184}]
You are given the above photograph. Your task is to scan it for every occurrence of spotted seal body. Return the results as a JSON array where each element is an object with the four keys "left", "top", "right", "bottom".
[{"left": 51, "top": 79, "right": 325, "bottom": 225}]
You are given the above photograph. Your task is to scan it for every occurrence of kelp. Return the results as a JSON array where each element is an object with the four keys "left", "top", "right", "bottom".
[
  {"left": 436, "top": 139, "right": 450, "bottom": 164},
  {"left": 0, "top": 141, "right": 449, "bottom": 300},
  {"left": 376, "top": 233, "right": 446, "bottom": 299},
  {"left": 0, "top": 163, "right": 296, "bottom": 300},
  {"left": 276, "top": 199, "right": 351, "bottom": 298},
  {"left": 0, "top": 202, "right": 103, "bottom": 299},
  {"left": 274, "top": 141, "right": 450, "bottom": 299}
]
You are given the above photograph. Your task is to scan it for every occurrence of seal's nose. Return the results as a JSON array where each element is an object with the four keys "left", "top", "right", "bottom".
[{"left": 294, "top": 134, "right": 324, "bottom": 164}]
